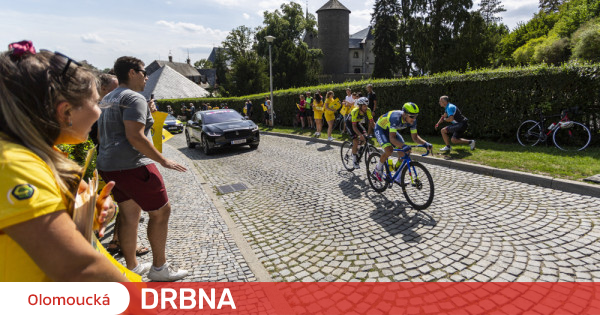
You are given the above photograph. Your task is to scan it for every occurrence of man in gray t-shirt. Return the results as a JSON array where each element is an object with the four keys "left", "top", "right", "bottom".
[
  {"left": 97, "top": 87, "right": 154, "bottom": 171},
  {"left": 97, "top": 56, "right": 188, "bottom": 281}
]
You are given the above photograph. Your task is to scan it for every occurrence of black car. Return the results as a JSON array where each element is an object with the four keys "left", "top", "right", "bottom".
[
  {"left": 185, "top": 109, "right": 260, "bottom": 154},
  {"left": 163, "top": 114, "right": 184, "bottom": 134}
]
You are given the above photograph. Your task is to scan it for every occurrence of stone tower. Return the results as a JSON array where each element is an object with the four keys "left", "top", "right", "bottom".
[{"left": 317, "top": 0, "right": 350, "bottom": 75}]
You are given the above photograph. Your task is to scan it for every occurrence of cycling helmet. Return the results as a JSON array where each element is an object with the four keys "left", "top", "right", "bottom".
[
  {"left": 402, "top": 102, "right": 419, "bottom": 115},
  {"left": 356, "top": 97, "right": 369, "bottom": 107}
]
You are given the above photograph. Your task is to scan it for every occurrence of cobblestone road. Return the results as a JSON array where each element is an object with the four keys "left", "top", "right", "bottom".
[
  {"left": 173, "top": 133, "right": 600, "bottom": 282},
  {"left": 102, "top": 140, "right": 256, "bottom": 282}
]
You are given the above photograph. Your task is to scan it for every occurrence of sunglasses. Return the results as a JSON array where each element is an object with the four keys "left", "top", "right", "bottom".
[
  {"left": 407, "top": 114, "right": 418, "bottom": 119},
  {"left": 135, "top": 68, "right": 147, "bottom": 77},
  {"left": 42, "top": 50, "right": 82, "bottom": 77}
]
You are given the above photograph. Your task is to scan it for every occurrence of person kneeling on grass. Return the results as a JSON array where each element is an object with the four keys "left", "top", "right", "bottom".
[{"left": 435, "top": 95, "right": 475, "bottom": 152}]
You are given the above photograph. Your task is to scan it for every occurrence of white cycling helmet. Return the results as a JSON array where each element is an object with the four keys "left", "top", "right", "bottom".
[{"left": 356, "top": 97, "right": 369, "bottom": 107}]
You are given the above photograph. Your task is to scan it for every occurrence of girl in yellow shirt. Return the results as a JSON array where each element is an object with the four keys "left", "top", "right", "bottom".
[
  {"left": 324, "top": 91, "right": 338, "bottom": 141},
  {"left": 0, "top": 41, "right": 127, "bottom": 281},
  {"left": 312, "top": 91, "right": 324, "bottom": 137}
]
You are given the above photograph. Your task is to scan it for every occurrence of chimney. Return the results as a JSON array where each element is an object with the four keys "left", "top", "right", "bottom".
[
  {"left": 168, "top": 50, "right": 173, "bottom": 62},
  {"left": 186, "top": 49, "right": 191, "bottom": 65}
]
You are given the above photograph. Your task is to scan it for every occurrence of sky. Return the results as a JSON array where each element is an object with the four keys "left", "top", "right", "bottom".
[{"left": 0, "top": 0, "right": 540, "bottom": 70}]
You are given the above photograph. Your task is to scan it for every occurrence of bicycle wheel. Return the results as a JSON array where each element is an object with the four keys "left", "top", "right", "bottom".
[
  {"left": 366, "top": 152, "right": 388, "bottom": 193},
  {"left": 339, "top": 116, "right": 346, "bottom": 133},
  {"left": 364, "top": 145, "right": 379, "bottom": 169},
  {"left": 400, "top": 161, "right": 434, "bottom": 210},
  {"left": 553, "top": 121, "right": 591, "bottom": 151},
  {"left": 517, "top": 120, "right": 543, "bottom": 146},
  {"left": 340, "top": 141, "right": 355, "bottom": 171}
]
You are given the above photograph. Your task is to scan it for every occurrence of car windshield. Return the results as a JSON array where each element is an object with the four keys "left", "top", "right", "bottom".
[
  {"left": 166, "top": 114, "right": 176, "bottom": 121},
  {"left": 203, "top": 110, "right": 243, "bottom": 124}
]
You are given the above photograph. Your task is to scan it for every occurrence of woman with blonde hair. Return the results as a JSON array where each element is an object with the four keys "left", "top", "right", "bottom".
[
  {"left": 0, "top": 41, "right": 127, "bottom": 281},
  {"left": 323, "top": 91, "right": 338, "bottom": 141}
]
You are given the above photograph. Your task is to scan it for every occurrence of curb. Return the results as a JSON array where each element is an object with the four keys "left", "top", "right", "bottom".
[{"left": 261, "top": 130, "right": 600, "bottom": 198}]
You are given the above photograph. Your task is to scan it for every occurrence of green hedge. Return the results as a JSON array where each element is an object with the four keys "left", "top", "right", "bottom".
[{"left": 157, "top": 64, "right": 600, "bottom": 142}]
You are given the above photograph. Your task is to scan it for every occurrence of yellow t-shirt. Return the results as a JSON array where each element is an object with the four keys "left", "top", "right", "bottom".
[{"left": 0, "top": 138, "right": 66, "bottom": 281}]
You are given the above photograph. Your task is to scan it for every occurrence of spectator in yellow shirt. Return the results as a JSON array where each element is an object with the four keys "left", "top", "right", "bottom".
[
  {"left": 0, "top": 41, "right": 127, "bottom": 281},
  {"left": 324, "top": 91, "right": 338, "bottom": 141}
]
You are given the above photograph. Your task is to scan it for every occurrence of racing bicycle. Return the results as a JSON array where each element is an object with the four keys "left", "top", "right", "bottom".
[
  {"left": 517, "top": 107, "right": 591, "bottom": 151},
  {"left": 340, "top": 135, "right": 378, "bottom": 172},
  {"left": 366, "top": 145, "right": 434, "bottom": 210}
]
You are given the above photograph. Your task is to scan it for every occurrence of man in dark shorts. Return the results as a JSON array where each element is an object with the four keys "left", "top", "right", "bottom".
[
  {"left": 97, "top": 56, "right": 189, "bottom": 281},
  {"left": 435, "top": 95, "right": 475, "bottom": 152}
]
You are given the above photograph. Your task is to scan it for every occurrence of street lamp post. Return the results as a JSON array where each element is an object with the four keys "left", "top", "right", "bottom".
[{"left": 265, "top": 35, "right": 275, "bottom": 127}]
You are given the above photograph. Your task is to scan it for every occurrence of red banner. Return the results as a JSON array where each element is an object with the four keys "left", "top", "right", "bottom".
[{"left": 121, "top": 282, "right": 600, "bottom": 314}]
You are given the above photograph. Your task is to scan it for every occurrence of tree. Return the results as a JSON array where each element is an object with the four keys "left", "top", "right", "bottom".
[
  {"left": 479, "top": 0, "right": 506, "bottom": 23},
  {"left": 221, "top": 26, "right": 268, "bottom": 96},
  {"left": 214, "top": 48, "right": 229, "bottom": 97},
  {"left": 407, "top": 0, "right": 473, "bottom": 73},
  {"left": 371, "top": 0, "right": 402, "bottom": 78},
  {"left": 540, "top": 0, "right": 564, "bottom": 13},
  {"left": 255, "top": 2, "right": 321, "bottom": 89},
  {"left": 193, "top": 59, "right": 213, "bottom": 69}
]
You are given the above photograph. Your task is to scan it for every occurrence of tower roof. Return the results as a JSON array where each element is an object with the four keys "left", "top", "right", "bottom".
[{"left": 316, "top": 0, "right": 350, "bottom": 13}]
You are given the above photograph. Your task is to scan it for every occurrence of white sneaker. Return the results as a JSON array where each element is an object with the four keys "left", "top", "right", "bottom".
[
  {"left": 314, "top": 132, "right": 320, "bottom": 137},
  {"left": 470, "top": 140, "right": 476, "bottom": 150},
  {"left": 328, "top": 136, "right": 333, "bottom": 141},
  {"left": 148, "top": 262, "right": 189, "bottom": 282},
  {"left": 439, "top": 146, "right": 451, "bottom": 152},
  {"left": 353, "top": 162, "right": 360, "bottom": 169},
  {"left": 130, "top": 262, "right": 151, "bottom": 275}
]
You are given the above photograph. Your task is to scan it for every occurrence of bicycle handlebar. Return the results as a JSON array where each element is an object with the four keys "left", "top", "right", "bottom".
[{"left": 392, "top": 144, "right": 431, "bottom": 157}]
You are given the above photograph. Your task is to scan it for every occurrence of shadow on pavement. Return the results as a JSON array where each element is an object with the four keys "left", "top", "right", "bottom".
[
  {"left": 337, "top": 170, "right": 370, "bottom": 200},
  {"left": 364, "top": 189, "right": 437, "bottom": 243},
  {"left": 178, "top": 145, "right": 255, "bottom": 161},
  {"left": 317, "top": 143, "right": 334, "bottom": 151}
]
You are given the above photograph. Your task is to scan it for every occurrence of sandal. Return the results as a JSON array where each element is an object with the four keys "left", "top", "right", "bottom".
[
  {"left": 107, "top": 240, "right": 120, "bottom": 254},
  {"left": 136, "top": 246, "right": 150, "bottom": 257},
  {"left": 106, "top": 240, "right": 149, "bottom": 257}
]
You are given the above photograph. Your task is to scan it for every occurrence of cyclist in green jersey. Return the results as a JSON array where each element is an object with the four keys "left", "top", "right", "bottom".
[
  {"left": 344, "top": 97, "right": 375, "bottom": 169},
  {"left": 372, "top": 103, "right": 432, "bottom": 181}
]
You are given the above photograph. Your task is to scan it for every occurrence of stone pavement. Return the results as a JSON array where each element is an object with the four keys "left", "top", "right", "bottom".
[
  {"left": 171, "top": 132, "right": 600, "bottom": 282},
  {"left": 101, "top": 141, "right": 259, "bottom": 282}
]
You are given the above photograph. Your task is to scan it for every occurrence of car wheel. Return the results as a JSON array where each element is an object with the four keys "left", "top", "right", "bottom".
[
  {"left": 185, "top": 130, "right": 195, "bottom": 148},
  {"left": 249, "top": 143, "right": 259, "bottom": 150},
  {"left": 202, "top": 136, "right": 212, "bottom": 155}
]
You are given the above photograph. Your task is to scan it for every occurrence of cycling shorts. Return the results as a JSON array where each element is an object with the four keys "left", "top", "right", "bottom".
[
  {"left": 345, "top": 120, "right": 367, "bottom": 139},
  {"left": 375, "top": 124, "right": 405, "bottom": 149}
]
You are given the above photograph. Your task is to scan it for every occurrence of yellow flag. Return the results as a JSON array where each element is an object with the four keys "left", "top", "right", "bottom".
[
  {"left": 151, "top": 111, "right": 168, "bottom": 153},
  {"left": 162, "top": 129, "right": 174, "bottom": 143},
  {"left": 262, "top": 103, "right": 267, "bottom": 111}
]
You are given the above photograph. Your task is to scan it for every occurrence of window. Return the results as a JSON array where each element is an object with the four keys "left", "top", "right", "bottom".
[
  {"left": 354, "top": 68, "right": 361, "bottom": 73},
  {"left": 353, "top": 52, "right": 359, "bottom": 58}
]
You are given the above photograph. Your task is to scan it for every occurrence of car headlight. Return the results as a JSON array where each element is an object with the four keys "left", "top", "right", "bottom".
[
  {"left": 176, "top": 123, "right": 183, "bottom": 126},
  {"left": 251, "top": 126, "right": 259, "bottom": 132},
  {"left": 205, "top": 131, "right": 223, "bottom": 136}
]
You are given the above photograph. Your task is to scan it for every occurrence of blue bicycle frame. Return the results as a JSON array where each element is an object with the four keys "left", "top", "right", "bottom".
[{"left": 383, "top": 144, "right": 431, "bottom": 186}]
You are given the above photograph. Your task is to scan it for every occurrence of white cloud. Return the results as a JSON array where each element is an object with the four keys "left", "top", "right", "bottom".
[
  {"left": 243, "top": 13, "right": 250, "bottom": 20},
  {"left": 166, "top": 1, "right": 172, "bottom": 4},
  {"left": 81, "top": 33, "right": 105, "bottom": 44},
  {"left": 155, "top": 20, "right": 228, "bottom": 37}
]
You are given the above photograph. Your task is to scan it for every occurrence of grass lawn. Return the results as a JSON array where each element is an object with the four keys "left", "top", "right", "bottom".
[{"left": 259, "top": 124, "right": 600, "bottom": 182}]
